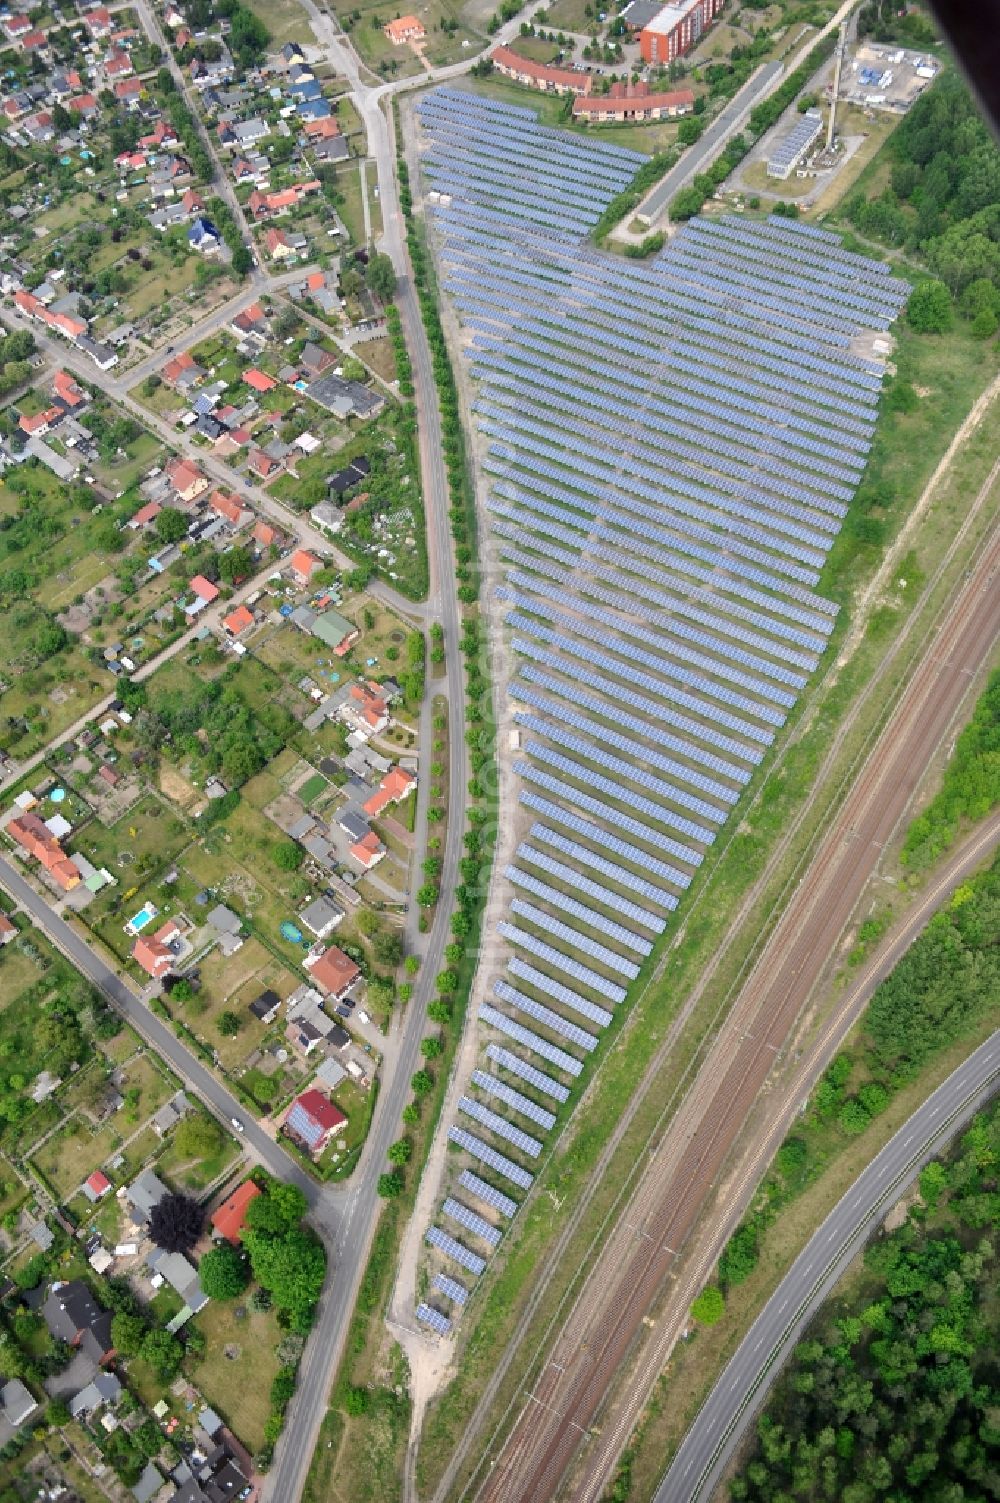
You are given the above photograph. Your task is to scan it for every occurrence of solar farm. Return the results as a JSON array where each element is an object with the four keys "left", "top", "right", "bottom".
[{"left": 411, "top": 86, "right": 910, "bottom": 1339}]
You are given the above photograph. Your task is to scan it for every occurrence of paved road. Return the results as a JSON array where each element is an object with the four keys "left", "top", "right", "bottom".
[
  {"left": 657, "top": 1027, "right": 1000, "bottom": 1503},
  {"left": 255, "top": 9, "right": 475, "bottom": 1501},
  {"left": 635, "top": 60, "right": 783, "bottom": 226},
  {"left": 472, "top": 521, "right": 1000, "bottom": 1503},
  {"left": 0, "top": 855, "right": 319, "bottom": 1203}
]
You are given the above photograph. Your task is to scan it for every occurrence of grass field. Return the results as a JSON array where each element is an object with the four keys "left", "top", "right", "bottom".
[{"left": 189, "top": 1299, "right": 284, "bottom": 1452}]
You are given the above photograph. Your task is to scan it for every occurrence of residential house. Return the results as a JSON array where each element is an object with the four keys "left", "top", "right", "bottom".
[
  {"left": 329, "top": 455, "right": 371, "bottom": 495},
  {"left": 307, "top": 370, "right": 383, "bottom": 420},
  {"left": 289, "top": 549, "right": 320, "bottom": 588},
  {"left": 82, "top": 1171, "right": 112, "bottom": 1203},
  {"left": 53, "top": 369, "right": 86, "bottom": 410},
  {"left": 243, "top": 367, "right": 276, "bottom": 394},
  {"left": 123, "top": 1168, "right": 168, "bottom": 1225},
  {"left": 248, "top": 988, "right": 281, "bottom": 1024},
  {"left": 206, "top": 903, "right": 244, "bottom": 953},
  {"left": 231, "top": 302, "right": 268, "bottom": 340},
  {"left": 350, "top": 829, "right": 385, "bottom": 870},
  {"left": 188, "top": 216, "right": 221, "bottom": 253},
  {"left": 341, "top": 680, "right": 390, "bottom": 737},
  {"left": 247, "top": 447, "right": 282, "bottom": 481},
  {"left": 252, "top": 519, "right": 279, "bottom": 551},
  {"left": 283, "top": 1089, "right": 346, "bottom": 1154},
  {"left": 298, "top": 895, "right": 344, "bottom": 939},
  {"left": 42, "top": 1282, "right": 114, "bottom": 1363},
  {"left": 132, "top": 918, "right": 183, "bottom": 981},
  {"left": 0, "top": 915, "right": 16, "bottom": 945},
  {"left": 209, "top": 488, "right": 251, "bottom": 529},
  {"left": 303, "top": 943, "right": 360, "bottom": 1000},
  {"left": 186, "top": 574, "right": 220, "bottom": 613},
  {"left": 572, "top": 81, "right": 695, "bottom": 121},
  {"left": 264, "top": 226, "right": 300, "bottom": 261},
  {"left": 166, "top": 457, "right": 209, "bottom": 503},
  {"left": 68, "top": 1371, "right": 121, "bottom": 1421},
  {"left": 114, "top": 76, "right": 143, "bottom": 105},
  {"left": 147, "top": 1247, "right": 207, "bottom": 1313},
  {"left": 6, "top": 812, "right": 79, "bottom": 890},
  {"left": 384, "top": 14, "right": 425, "bottom": 42},
  {"left": 128, "top": 500, "right": 161, "bottom": 530},
  {"left": 163, "top": 350, "right": 204, "bottom": 388},
  {"left": 221, "top": 603, "right": 255, "bottom": 638},
  {"left": 363, "top": 764, "right": 416, "bottom": 819},
  {"left": 151, "top": 1091, "right": 190, "bottom": 1137},
  {"left": 0, "top": 1378, "right": 39, "bottom": 1437},
  {"left": 210, "top": 1181, "right": 261, "bottom": 1245}
]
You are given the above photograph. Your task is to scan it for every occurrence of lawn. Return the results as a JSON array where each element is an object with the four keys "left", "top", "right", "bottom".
[
  {"left": 356, "top": 336, "right": 398, "bottom": 385},
  {"left": 156, "top": 1129, "right": 242, "bottom": 1193},
  {"left": 188, "top": 1299, "right": 284, "bottom": 1452},
  {"left": 336, "top": 158, "right": 370, "bottom": 247}
]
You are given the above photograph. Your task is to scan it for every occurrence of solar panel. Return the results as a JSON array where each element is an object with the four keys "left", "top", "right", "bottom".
[
  {"left": 494, "top": 977, "right": 601, "bottom": 1050},
  {"left": 442, "top": 1197, "right": 502, "bottom": 1246},
  {"left": 519, "top": 836, "right": 672, "bottom": 925},
  {"left": 471, "top": 1068, "right": 557, "bottom": 1130},
  {"left": 479, "top": 1003, "right": 584, "bottom": 1077},
  {"left": 486, "top": 1044, "right": 570, "bottom": 1103},
  {"left": 458, "top": 1095, "right": 543, "bottom": 1158},
  {"left": 434, "top": 1273, "right": 469, "bottom": 1306},
  {"left": 506, "top": 864, "right": 653, "bottom": 956},
  {"left": 426, "top": 1225, "right": 487, "bottom": 1275},
  {"left": 416, "top": 1303, "right": 451, "bottom": 1336},
  {"left": 501, "top": 924, "right": 626, "bottom": 1007},
  {"left": 509, "top": 897, "right": 641, "bottom": 978},
  {"left": 459, "top": 1169, "right": 519, "bottom": 1218},
  {"left": 448, "top": 1125, "right": 535, "bottom": 1189}
]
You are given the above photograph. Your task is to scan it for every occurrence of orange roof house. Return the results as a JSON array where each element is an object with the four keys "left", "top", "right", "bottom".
[
  {"left": 209, "top": 489, "right": 248, "bottom": 527},
  {"left": 7, "top": 813, "right": 79, "bottom": 890},
  {"left": 303, "top": 944, "right": 360, "bottom": 999},
  {"left": 163, "top": 349, "right": 197, "bottom": 385},
  {"left": 363, "top": 765, "right": 416, "bottom": 819},
  {"left": 54, "top": 370, "right": 85, "bottom": 407},
  {"left": 190, "top": 574, "right": 219, "bottom": 603},
  {"left": 19, "top": 407, "right": 61, "bottom": 437},
  {"left": 223, "top": 604, "right": 255, "bottom": 636},
  {"left": 129, "top": 500, "right": 161, "bottom": 528},
  {"left": 384, "top": 14, "right": 425, "bottom": 42},
  {"left": 303, "top": 115, "right": 340, "bottom": 139},
  {"left": 244, "top": 368, "right": 276, "bottom": 394},
  {"left": 289, "top": 549, "right": 320, "bottom": 587},
  {"left": 210, "top": 1180, "right": 261, "bottom": 1244},
  {"left": 490, "top": 44, "right": 591, "bottom": 95},
  {"left": 350, "top": 830, "right": 385, "bottom": 870},
  {"left": 252, "top": 520, "right": 277, "bottom": 549},
  {"left": 166, "top": 457, "right": 209, "bottom": 503},
  {"left": 132, "top": 919, "right": 179, "bottom": 981},
  {"left": 349, "top": 681, "right": 389, "bottom": 732}
]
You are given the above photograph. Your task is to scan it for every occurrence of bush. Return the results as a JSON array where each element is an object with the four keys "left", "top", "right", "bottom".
[
  {"left": 691, "top": 1285, "right": 725, "bottom": 1325},
  {"left": 907, "top": 279, "right": 953, "bottom": 333}
]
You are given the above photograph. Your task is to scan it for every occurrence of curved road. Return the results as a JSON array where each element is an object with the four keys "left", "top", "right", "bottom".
[{"left": 657, "top": 1027, "right": 1000, "bottom": 1503}]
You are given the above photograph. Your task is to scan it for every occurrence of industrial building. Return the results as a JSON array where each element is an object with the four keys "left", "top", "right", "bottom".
[
  {"left": 638, "top": 0, "right": 725, "bottom": 65},
  {"left": 766, "top": 107, "right": 824, "bottom": 179}
]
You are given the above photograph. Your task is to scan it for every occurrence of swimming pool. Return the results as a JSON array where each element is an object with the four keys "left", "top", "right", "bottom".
[
  {"left": 50, "top": 787, "right": 66, "bottom": 803},
  {"left": 127, "top": 904, "right": 156, "bottom": 934}
]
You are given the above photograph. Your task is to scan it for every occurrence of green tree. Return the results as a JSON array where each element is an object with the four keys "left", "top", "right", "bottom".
[
  {"left": 907, "top": 279, "right": 953, "bottom": 333},
  {"left": 219, "top": 545, "right": 253, "bottom": 584},
  {"left": 365, "top": 252, "right": 396, "bottom": 302},
  {"left": 175, "top": 1112, "right": 223, "bottom": 1159},
  {"left": 217, "top": 1011, "right": 241, "bottom": 1037},
  {"left": 273, "top": 840, "right": 303, "bottom": 871},
  {"left": 387, "top": 1138, "right": 412, "bottom": 1166},
  {"left": 139, "top": 1329, "right": 183, "bottom": 1379},
  {"left": 245, "top": 1227, "right": 325, "bottom": 1318},
  {"left": 419, "top": 1037, "right": 442, "bottom": 1060},
  {"left": 410, "top": 1069, "right": 433, "bottom": 1096},
  {"left": 155, "top": 507, "right": 188, "bottom": 544},
  {"left": 245, "top": 1182, "right": 308, "bottom": 1239},
  {"left": 110, "top": 1312, "right": 147, "bottom": 1357},
  {"left": 377, "top": 1170, "right": 404, "bottom": 1198},
  {"left": 199, "top": 1244, "right": 250, "bottom": 1299}
]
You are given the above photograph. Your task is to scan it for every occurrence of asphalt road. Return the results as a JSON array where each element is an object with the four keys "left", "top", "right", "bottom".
[
  {"left": 0, "top": 854, "right": 318, "bottom": 1201},
  {"left": 254, "top": 10, "right": 476, "bottom": 1501},
  {"left": 473, "top": 525, "right": 1000, "bottom": 1503},
  {"left": 636, "top": 60, "right": 784, "bottom": 225},
  {"left": 657, "top": 1028, "right": 1000, "bottom": 1503}
]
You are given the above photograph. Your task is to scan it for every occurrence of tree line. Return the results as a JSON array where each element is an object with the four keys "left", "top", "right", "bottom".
[
  {"left": 730, "top": 1098, "right": 999, "bottom": 1503},
  {"left": 901, "top": 668, "right": 1000, "bottom": 870}
]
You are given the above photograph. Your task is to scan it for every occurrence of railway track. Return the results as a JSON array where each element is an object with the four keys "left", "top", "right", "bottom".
[{"left": 474, "top": 524, "right": 1000, "bottom": 1503}]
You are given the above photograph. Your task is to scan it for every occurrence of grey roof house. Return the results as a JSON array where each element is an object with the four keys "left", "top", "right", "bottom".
[{"left": 42, "top": 1281, "right": 114, "bottom": 1363}]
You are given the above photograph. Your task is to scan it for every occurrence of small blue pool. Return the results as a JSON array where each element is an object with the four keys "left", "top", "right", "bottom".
[
  {"left": 128, "top": 904, "right": 156, "bottom": 933},
  {"left": 50, "top": 787, "right": 66, "bottom": 803},
  {"left": 280, "top": 922, "right": 303, "bottom": 945}
]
